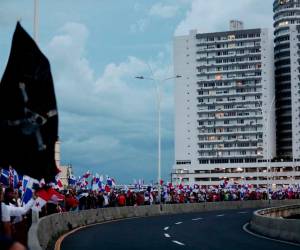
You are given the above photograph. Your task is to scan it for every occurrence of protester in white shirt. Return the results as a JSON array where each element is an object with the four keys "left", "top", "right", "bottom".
[
  {"left": 3, "top": 187, "right": 34, "bottom": 220},
  {"left": 1, "top": 186, "right": 34, "bottom": 238},
  {"left": 1, "top": 184, "right": 30, "bottom": 250},
  {"left": 1, "top": 184, "right": 12, "bottom": 238},
  {"left": 1, "top": 201, "right": 10, "bottom": 223},
  {"left": 104, "top": 193, "right": 109, "bottom": 207}
]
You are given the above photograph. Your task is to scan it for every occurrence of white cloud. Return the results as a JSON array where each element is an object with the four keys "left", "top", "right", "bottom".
[
  {"left": 47, "top": 22, "right": 155, "bottom": 118},
  {"left": 46, "top": 22, "right": 174, "bottom": 181},
  {"left": 47, "top": 22, "right": 173, "bottom": 121},
  {"left": 149, "top": 3, "right": 179, "bottom": 19},
  {"left": 130, "top": 2, "right": 182, "bottom": 33},
  {"left": 175, "top": 0, "right": 273, "bottom": 35},
  {"left": 130, "top": 19, "right": 148, "bottom": 33}
]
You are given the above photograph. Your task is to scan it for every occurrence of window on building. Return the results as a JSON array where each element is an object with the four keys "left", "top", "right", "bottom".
[
  {"left": 228, "top": 35, "right": 235, "bottom": 41},
  {"left": 215, "top": 74, "right": 222, "bottom": 80}
]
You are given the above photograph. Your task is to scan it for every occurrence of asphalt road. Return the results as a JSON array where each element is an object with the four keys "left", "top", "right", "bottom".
[{"left": 61, "top": 209, "right": 299, "bottom": 250}]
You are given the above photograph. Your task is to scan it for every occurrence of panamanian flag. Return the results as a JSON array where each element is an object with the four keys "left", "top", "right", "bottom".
[
  {"left": 106, "top": 176, "right": 116, "bottom": 187},
  {"left": 82, "top": 170, "right": 91, "bottom": 179},
  {"left": 32, "top": 187, "right": 64, "bottom": 211},
  {"left": 55, "top": 176, "right": 63, "bottom": 190},
  {"left": 0, "top": 168, "right": 9, "bottom": 186},
  {"left": 22, "top": 176, "right": 39, "bottom": 204},
  {"left": 91, "top": 174, "right": 100, "bottom": 191},
  {"left": 68, "top": 174, "right": 76, "bottom": 186}
]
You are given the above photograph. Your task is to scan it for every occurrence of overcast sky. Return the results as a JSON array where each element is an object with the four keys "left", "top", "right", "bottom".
[{"left": 0, "top": 0, "right": 273, "bottom": 183}]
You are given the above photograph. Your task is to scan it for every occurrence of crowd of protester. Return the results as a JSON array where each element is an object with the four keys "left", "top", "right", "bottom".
[
  {"left": 64, "top": 184, "right": 300, "bottom": 211},
  {"left": 1, "top": 181, "right": 300, "bottom": 249}
]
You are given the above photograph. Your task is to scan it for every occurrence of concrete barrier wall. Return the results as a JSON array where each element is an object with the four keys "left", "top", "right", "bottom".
[
  {"left": 28, "top": 199, "right": 300, "bottom": 250},
  {"left": 30, "top": 205, "right": 161, "bottom": 250},
  {"left": 160, "top": 200, "right": 272, "bottom": 214},
  {"left": 250, "top": 203, "right": 300, "bottom": 243},
  {"left": 257, "top": 205, "right": 300, "bottom": 218},
  {"left": 160, "top": 200, "right": 300, "bottom": 215}
]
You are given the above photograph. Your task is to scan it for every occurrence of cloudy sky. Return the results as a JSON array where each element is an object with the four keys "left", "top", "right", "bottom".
[{"left": 0, "top": 0, "right": 273, "bottom": 183}]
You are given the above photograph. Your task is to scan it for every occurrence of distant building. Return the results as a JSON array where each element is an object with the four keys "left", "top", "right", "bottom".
[
  {"left": 273, "top": 0, "right": 300, "bottom": 160},
  {"left": 55, "top": 139, "right": 61, "bottom": 168},
  {"left": 55, "top": 139, "right": 72, "bottom": 186},
  {"left": 57, "top": 164, "right": 73, "bottom": 187},
  {"left": 172, "top": 21, "right": 300, "bottom": 187}
]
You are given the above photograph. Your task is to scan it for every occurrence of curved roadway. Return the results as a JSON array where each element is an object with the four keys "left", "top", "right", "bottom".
[{"left": 61, "top": 209, "right": 299, "bottom": 250}]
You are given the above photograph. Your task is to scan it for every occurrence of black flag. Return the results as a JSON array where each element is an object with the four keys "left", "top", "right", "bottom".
[{"left": 0, "top": 22, "right": 59, "bottom": 181}]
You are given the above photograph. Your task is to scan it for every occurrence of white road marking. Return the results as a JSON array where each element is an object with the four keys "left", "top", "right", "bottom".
[
  {"left": 172, "top": 240, "right": 185, "bottom": 246},
  {"left": 217, "top": 214, "right": 225, "bottom": 217},
  {"left": 175, "top": 221, "right": 183, "bottom": 225},
  {"left": 164, "top": 226, "right": 169, "bottom": 231},
  {"left": 164, "top": 233, "right": 171, "bottom": 238},
  {"left": 238, "top": 211, "right": 248, "bottom": 214},
  {"left": 243, "top": 223, "right": 300, "bottom": 247},
  {"left": 192, "top": 217, "right": 203, "bottom": 221}
]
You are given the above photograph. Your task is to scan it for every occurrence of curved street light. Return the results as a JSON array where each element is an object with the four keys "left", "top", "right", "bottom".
[
  {"left": 135, "top": 74, "right": 182, "bottom": 203},
  {"left": 264, "top": 96, "right": 276, "bottom": 201}
]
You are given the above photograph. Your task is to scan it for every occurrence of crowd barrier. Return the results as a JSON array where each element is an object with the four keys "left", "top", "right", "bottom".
[
  {"left": 250, "top": 203, "right": 300, "bottom": 243},
  {"left": 28, "top": 199, "right": 300, "bottom": 250}
]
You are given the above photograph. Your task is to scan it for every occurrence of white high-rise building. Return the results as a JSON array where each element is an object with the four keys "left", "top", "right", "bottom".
[
  {"left": 172, "top": 22, "right": 300, "bottom": 187},
  {"left": 273, "top": 0, "right": 300, "bottom": 160}
]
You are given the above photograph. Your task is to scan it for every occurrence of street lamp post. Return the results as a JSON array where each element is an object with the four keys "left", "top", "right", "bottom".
[
  {"left": 135, "top": 74, "right": 182, "bottom": 203},
  {"left": 265, "top": 96, "right": 276, "bottom": 201},
  {"left": 33, "top": 0, "right": 39, "bottom": 43}
]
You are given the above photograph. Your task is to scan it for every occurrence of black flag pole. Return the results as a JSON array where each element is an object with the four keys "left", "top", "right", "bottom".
[{"left": 0, "top": 22, "right": 59, "bottom": 181}]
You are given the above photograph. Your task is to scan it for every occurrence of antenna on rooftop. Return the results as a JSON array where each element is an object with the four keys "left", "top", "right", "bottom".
[{"left": 230, "top": 20, "right": 244, "bottom": 31}]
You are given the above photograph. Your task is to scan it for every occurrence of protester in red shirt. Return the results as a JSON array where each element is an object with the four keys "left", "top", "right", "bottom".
[
  {"left": 136, "top": 192, "right": 144, "bottom": 206},
  {"left": 117, "top": 193, "right": 126, "bottom": 207},
  {"left": 65, "top": 193, "right": 79, "bottom": 211}
]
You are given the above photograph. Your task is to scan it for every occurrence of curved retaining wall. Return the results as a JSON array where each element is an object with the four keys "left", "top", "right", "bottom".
[
  {"left": 28, "top": 199, "right": 300, "bottom": 250},
  {"left": 250, "top": 204, "right": 300, "bottom": 243},
  {"left": 29, "top": 205, "right": 161, "bottom": 250}
]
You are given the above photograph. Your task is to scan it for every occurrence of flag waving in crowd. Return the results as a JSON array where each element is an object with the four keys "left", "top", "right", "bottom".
[
  {"left": 68, "top": 174, "right": 77, "bottom": 186},
  {"left": 82, "top": 171, "right": 91, "bottom": 179},
  {"left": 0, "top": 168, "right": 9, "bottom": 186},
  {"left": 33, "top": 187, "right": 65, "bottom": 211},
  {"left": 106, "top": 176, "right": 116, "bottom": 187},
  {"left": 0, "top": 22, "right": 59, "bottom": 182}
]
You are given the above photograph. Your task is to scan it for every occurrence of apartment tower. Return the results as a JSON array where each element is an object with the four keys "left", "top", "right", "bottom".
[
  {"left": 273, "top": 0, "right": 300, "bottom": 160},
  {"left": 173, "top": 22, "right": 282, "bottom": 187}
]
